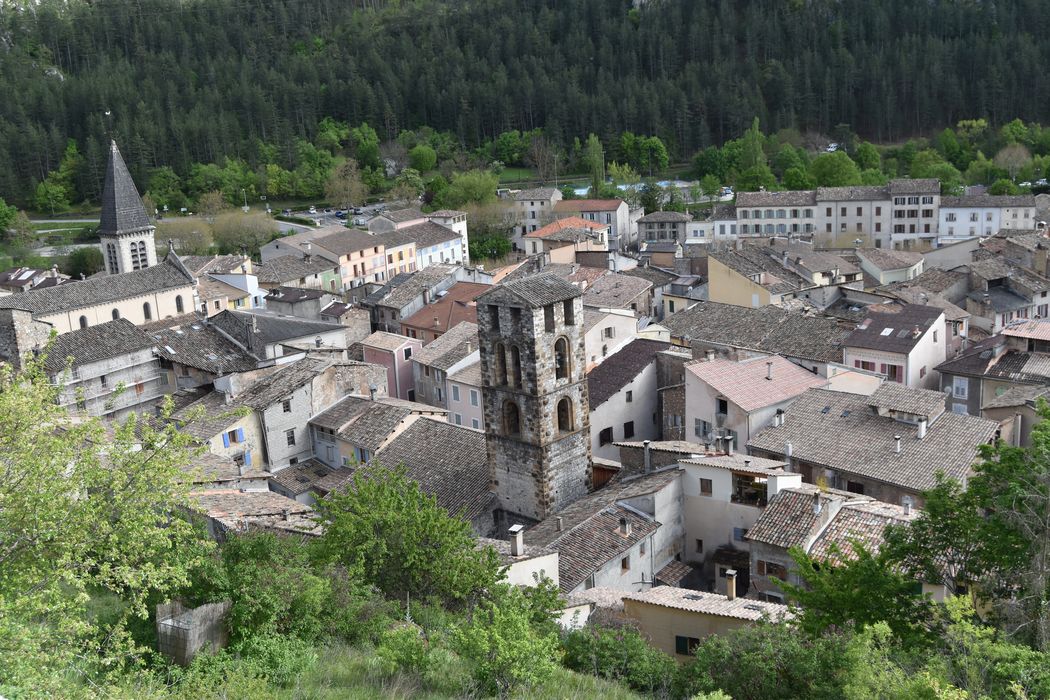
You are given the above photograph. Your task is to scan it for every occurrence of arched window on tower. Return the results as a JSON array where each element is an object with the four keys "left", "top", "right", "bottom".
[
  {"left": 175, "top": 295, "right": 184, "bottom": 313},
  {"left": 111, "top": 309, "right": 120, "bottom": 320},
  {"left": 557, "top": 397, "right": 573, "bottom": 433},
  {"left": 503, "top": 401, "right": 521, "bottom": 436},
  {"left": 143, "top": 302, "right": 152, "bottom": 321},
  {"left": 554, "top": 337, "right": 570, "bottom": 379},
  {"left": 510, "top": 345, "right": 522, "bottom": 389},
  {"left": 494, "top": 342, "right": 507, "bottom": 385},
  {"left": 106, "top": 243, "right": 119, "bottom": 274},
  {"left": 79, "top": 316, "right": 88, "bottom": 329}
]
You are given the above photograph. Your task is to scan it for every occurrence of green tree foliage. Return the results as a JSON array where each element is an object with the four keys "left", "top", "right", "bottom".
[
  {"left": 65, "top": 246, "right": 105, "bottom": 278},
  {"left": 779, "top": 543, "right": 936, "bottom": 648},
  {"left": 583, "top": 134, "right": 606, "bottom": 194},
  {"left": 853, "top": 142, "right": 882, "bottom": 171},
  {"left": 772, "top": 143, "right": 805, "bottom": 178},
  {"left": 210, "top": 212, "right": 278, "bottom": 256},
  {"left": 437, "top": 170, "right": 499, "bottom": 209},
  {"left": 293, "top": 141, "right": 334, "bottom": 199},
  {"left": 312, "top": 465, "right": 501, "bottom": 605},
  {"left": 489, "top": 130, "right": 528, "bottom": 167},
  {"left": 809, "top": 151, "right": 862, "bottom": 186},
  {"left": 699, "top": 173, "right": 722, "bottom": 200},
  {"left": 562, "top": 624, "right": 678, "bottom": 696},
  {"left": 0, "top": 367, "right": 210, "bottom": 691},
  {"left": 739, "top": 118, "right": 768, "bottom": 171},
  {"left": 990, "top": 178, "right": 1021, "bottom": 195},
  {"left": 408, "top": 144, "right": 438, "bottom": 172},
  {"left": 148, "top": 166, "right": 188, "bottom": 212},
  {"left": 783, "top": 166, "right": 816, "bottom": 190},
  {"left": 324, "top": 159, "right": 367, "bottom": 211},
  {"left": 736, "top": 164, "right": 778, "bottom": 192},
  {"left": 390, "top": 167, "right": 424, "bottom": 202},
  {"left": 349, "top": 122, "right": 381, "bottom": 171},
  {"left": 34, "top": 178, "right": 69, "bottom": 215},
  {"left": 0, "top": 197, "right": 16, "bottom": 231},
  {"left": 315, "top": 117, "right": 350, "bottom": 154}
]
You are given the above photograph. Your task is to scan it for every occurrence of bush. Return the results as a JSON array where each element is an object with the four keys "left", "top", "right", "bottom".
[
  {"left": 376, "top": 623, "right": 430, "bottom": 675},
  {"left": 562, "top": 624, "right": 678, "bottom": 697},
  {"left": 234, "top": 634, "right": 317, "bottom": 687}
]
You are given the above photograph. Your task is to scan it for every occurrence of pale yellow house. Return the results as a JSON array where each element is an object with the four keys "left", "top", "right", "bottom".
[{"left": 623, "top": 582, "right": 792, "bottom": 660}]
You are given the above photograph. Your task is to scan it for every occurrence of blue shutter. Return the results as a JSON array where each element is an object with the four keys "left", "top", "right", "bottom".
[
  {"left": 222, "top": 432, "right": 230, "bottom": 448},
  {"left": 235, "top": 428, "right": 245, "bottom": 443},
  {"left": 243, "top": 450, "right": 252, "bottom": 466}
]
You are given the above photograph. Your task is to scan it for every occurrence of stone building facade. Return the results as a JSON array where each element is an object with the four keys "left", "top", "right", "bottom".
[{"left": 477, "top": 275, "right": 592, "bottom": 522}]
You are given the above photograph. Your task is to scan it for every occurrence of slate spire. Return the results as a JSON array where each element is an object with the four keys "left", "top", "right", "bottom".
[{"left": 99, "top": 140, "right": 152, "bottom": 237}]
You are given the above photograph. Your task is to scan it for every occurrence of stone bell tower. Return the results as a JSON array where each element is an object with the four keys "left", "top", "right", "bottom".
[
  {"left": 98, "top": 140, "right": 156, "bottom": 275},
  {"left": 477, "top": 274, "right": 591, "bottom": 523}
]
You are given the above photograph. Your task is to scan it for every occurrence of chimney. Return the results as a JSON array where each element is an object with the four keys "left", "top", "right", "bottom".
[
  {"left": 303, "top": 242, "right": 312, "bottom": 260},
  {"left": 917, "top": 419, "right": 927, "bottom": 440},
  {"left": 705, "top": 349, "right": 715, "bottom": 362},
  {"left": 250, "top": 315, "right": 259, "bottom": 333},
  {"left": 423, "top": 289, "right": 431, "bottom": 305},
  {"left": 812, "top": 492, "right": 822, "bottom": 515},
  {"left": 643, "top": 439, "right": 652, "bottom": 474},
  {"left": 508, "top": 523, "right": 525, "bottom": 556},
  {"left": 315, "top": 336, "right": 323, "bottom": 348},
  {"left": 281, "top": 508, "right": 290, "bottom": 521},
  {"left": 725, "top": 435, "right": 734, "bottom": 455},
  {"left": 618, "top": 516, "right": 632, "bottom": 537},
  {"left": 766, "top": 360, "right": 773, "bottom": 381},
  {"left": 894, "top": 435, "right": 902, "bottom": 453},
  {"left": 725, "top": 569, "right": 737, "bottom": 601},
  {"left": 433, "top": 315, "right": 440, "bottom": 328},
  {"left": 50, "top": 264, "right": 58, "bottom": 278},
  {"left": 556, "top": 516, "right": 563, "bottom": 532},
  {"left": 785, "top": 440, "right": 793, "bottom": 458},
  {"left": 903, "top": 500, "right": 912, "bottom": 516}
]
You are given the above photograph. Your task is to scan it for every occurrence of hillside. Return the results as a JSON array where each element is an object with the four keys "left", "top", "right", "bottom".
[{"left": 2, "top": 0, "right": 1050, "bottom": 201}]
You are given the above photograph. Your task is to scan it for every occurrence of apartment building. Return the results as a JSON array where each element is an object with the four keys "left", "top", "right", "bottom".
[{"left": 938, "top": 195, "right": 1036, "bottom": 243}]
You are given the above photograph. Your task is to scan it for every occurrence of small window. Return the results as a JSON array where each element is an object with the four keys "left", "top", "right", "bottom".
[
  {"left": 285, "top": 429, "right": 296, "bottom": 446},
  {"left": 733, "top": 527, "right": 748, "bottom": 542},
  {"left": 695, "top": 538, "right": 704, "bottom": 553},
  {"left": 403, "top": 347, "right": 412, "bottom": 360},
  {"left": 623, "top": 421, "right": 634, "bottom": 439},
  {"left": 557, "top": 397, "right": 574, "bottom": 433},
  {"left": 621, "top": 555, "right": 630, "bottom": 572},
  {"left": 544, "top": 304, "right": 555, "bottom": 332},
  {"left": 554, "top": 337, "right": 570, "bottom": 380},
  {"left": 846, "top": 481, "right": 865, "bottom": 495},
  {"left": 111, "top": 309, "right": 120, "bottom": 320},
  {"left": 79, "top": 316, "right": 89, "bottom": 329},
  {"left": 599, "top": 427, "right": 613, "bottom": 445},
  {"left": 175, "top": 295, "right": 184, "bottom": 313},
  {"left": 452, "top": 385, "right": 460, "bottom": 402},
  {"left": 503, "top": 401, "right": 521, "bottom": 436},
  {"left": 675, "top": 636, "right": 701, "bottom": 656},
  {"left": 716, "top": 398, "right": 728, "bottom": 415},
  {"left": 100, "top": 374, "right": 107, "bottom": 388},
  {"left": 563, "top": 299, "right": 575, "bottom": 325},
  {"left": 282, "top": 399, "right": 292, "bottom": 413},
  {"left": 625, "top": 390, "right": 633, "bottom": 403},
  {"left": 699, "top": 478, "right": 713, "bottom": 496},
  {"left": 470, "top": 389, "right": 479, "bottom": 406}
]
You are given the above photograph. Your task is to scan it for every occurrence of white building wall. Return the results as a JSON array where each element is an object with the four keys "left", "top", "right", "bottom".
[
  {"left": 583, "top": 310, "right": 637, "bottom": 369},
  {"left": 447, "top": 377, "right": 484, "bottom": 430},
  {"left": 590, "top": 362, "right": 660, "bottom": 461}
]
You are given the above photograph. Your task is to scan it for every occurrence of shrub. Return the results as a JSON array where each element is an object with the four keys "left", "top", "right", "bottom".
[{"left": 562, "top": 624, "right": 677, "bottom": 697}]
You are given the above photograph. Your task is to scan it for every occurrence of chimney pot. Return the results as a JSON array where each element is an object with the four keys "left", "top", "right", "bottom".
[
  {"left": 725, "top": 569, "right": 737, "bottom": 601},
  {"left": 725, "top": 435, "right": 734, "bottom": 455},
  {"left": 508, "top": 523, "right": 525, "bottom": 556},
  {"left": 812, "top": 491, "right": 822, "bottom": 515},
  {"left": 917, "top": 419, "right": 927, "bottom": 440},
  {"left": 618, "top": 516, "right": 632, "bottom": 537},
  {"left": 281, "top": 508, "right": 290, "bottom": 521},
  {"left": 894, "top": 435, "right": 902, "bottom": 453},
  {"left": 556, "top": 516, "right": 563, "bottom": 532},
  {"left": 766, "top": 360, "right": 773, "bottom": 380},
  {"left": 785, "top": 440, "right": 793, "bottom": 458},
  {"left": 643, "top": 439, "right": 652, "bottom": 474},
  {"left": 903, "top": 500, "right": 913, "bottom": 516}
]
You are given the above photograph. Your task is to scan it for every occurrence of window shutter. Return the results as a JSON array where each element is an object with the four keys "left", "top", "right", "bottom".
[
  {"left": 244, "top": 450, "right": 252, "bottom": 466},
  {"left": 222, "top": 432, "right": 230, "bottom": 448},
  {"left": 880, "top": 363, "right": 887, "bottom": 374},
  {"left": 236, "top": 428, "right": 245, "bottom": 443}
]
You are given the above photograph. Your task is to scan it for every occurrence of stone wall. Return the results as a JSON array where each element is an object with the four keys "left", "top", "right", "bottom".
[{"left": 0, "top": 308, "right": 53, "bottom": 370}]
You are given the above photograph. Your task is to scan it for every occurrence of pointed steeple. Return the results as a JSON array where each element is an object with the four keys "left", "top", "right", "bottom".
[{"left": 99, "top": 140, "right": 152, "bottom": 237}]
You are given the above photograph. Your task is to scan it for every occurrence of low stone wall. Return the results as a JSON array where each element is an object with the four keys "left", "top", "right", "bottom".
[{"left": 156, "top": 599, "right": 231, "bottom": 666}]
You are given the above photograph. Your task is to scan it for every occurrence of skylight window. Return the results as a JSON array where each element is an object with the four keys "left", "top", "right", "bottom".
[{"left": 880, "top": 328, "right": 894, "bottom": 336}]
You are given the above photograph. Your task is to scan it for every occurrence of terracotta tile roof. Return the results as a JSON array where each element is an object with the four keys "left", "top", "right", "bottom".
[
  {"left": 269, "top": 458, "right": 351, "bottom": 497},
  {"left": 514, "top": 187, "right": 560, "bottom": 201},
  {"left": 362, "top": 331, "right": 416, "bottom": 352},
  {"left": 887, "top": 178, "right": 940, "bottom": 194},
  {"left": 809, "top": 499, "right": 917, "bottom": 564},
  {"left": 234, "top": 357, "right": 331, "bottom": 411},
  {"left": 42, "top": 318, "right": 154, "bottom": 372},
  {"left": 400, "top": 282, "right": 489, "bottom": 334},
  {"left": 582, "top": 273, "right": 652, "bottom": 310},
  {"left": 587, "top": 339, "right": 670, "bottom": 406},
  {"left": 476, "top": 537, "right": 556, "bottom": 565},
  {"left": 868, "top": 382, "right": 948, "bottom": 419},
  {"left": 737, "top": 190, "right": 817, "bottom": 207},
  {"left": 1003, "top": 318, "right": 1050, "bottom": 341},
  {"left": 637, "top": 210, "right": 691, "bottom": 223},
  {"left": 941, "top": 194, "right": 1034, "bottom": 207},
  {"left": 525, "top": 216, "right": 608, "bottom": 240},
  {"left": 553, "top": 199, "right": 625, "bottom": 213},
  {"left": 685, "top": 355, "right": 828, "bottom": 412},
  {"left": 255, "top": 255, "right": 339, "bottom": 284},
  {"left": 654, "top": 560, "right": 694, "bottom": 586},
  {"left": 982, "top": 384, "right": 1050, "bottom": 410},
  {"left": 748, "top": 388, "right": 998, "bottom": 492},
  {"left": 182, "top": 452, "right": 268, "bottom": 484},
  {"left": 710, "top": 248, "right": 811, "bottom": 296},
  {"left": 314, "top": 228, "right": 383, "bottom": 256},
  {"left": 310, "top": 396, "right": 413, "bottom": 452},
  {"left": 190, "top": 488, "right": 319, "bottom": 536},
  {"left": 449, "top": 358, "right": 483, "bottom": 387},
  {"left": 624, "top": 585, "right": 793, "bottom": 621},
  {"left": 745, "top": 485, "right": 864, "bottom": 549},
  {"left": 878, "top": 267, "right": 968, "bottom": 295},
  {"left": 857, "top": 248, "right": 925, "bottom": 271},
  {"left": 171, "top": 390, "right": 245, "bottom": 442},
  {"left": 378, "top": 207, "right": 425, "bottom": 223},
  {"left": 149, "top": 322, "right": 259, "bottom": 374},
  {"left": 476, "top": 273, "right": 582, "bottom": 309},
  {"left": 394, "top": 221, "right": 461, "bottom": 248}
]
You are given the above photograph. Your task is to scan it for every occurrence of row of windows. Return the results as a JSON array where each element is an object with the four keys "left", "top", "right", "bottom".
[
  {"left": 502, "top": 397, "right": 575, "bottom": 435},
  {"left": 78, "top": 296, "right": 184, "bottom": 329},
  {"left": 741, "top": 208, "right": 815, "bottom": 220},
  {"left": 597, "top": 420, "right": 635, "bottom": 445}
]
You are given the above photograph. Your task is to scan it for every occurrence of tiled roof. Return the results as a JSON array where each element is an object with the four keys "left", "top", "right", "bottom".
[
  {"left": 362, "top": 331, "right": 415, "bottom": 352},
  {"left": 1003, "top": 318, "right": 1050, "bottom": 341},
  {"left": 525, "top": 470, "right": 680, "bottom": 592},
  {"left": 449, "top": 358, "right": 483, "bottom": 387},
  {"left": 310, "top": 396, "right": 412, "bottom": 451},
  {"left": 685, "top": 355, "right": 828, "bottom": 412},
  {"left": 396, "top": 221, "right": 461, "bottom": 248},
  {"left": 269, "top": 458, "right": 351, "bottom": 497},
  {"left": 878, "top": 286, "right": 969, "bottom": 321},
  {"left": 514, "top": 187, "right": 560, "bottom": 201},
  {"left": 941, "top": 195, "right": 1035, "bottom": 208},
  {"left": 969, "top": 258, "right": 1050, "bottom": 292},
  {"left": 412, "top": 321, "right": 479, "bottom": 371},
  {"left": 624, "top": 585, "right": 792, "bottom": 622},
  {"left": 621, "top": 266, "right": 677, "bottom": 288},
  {"left": 99, "top": 140, "right": 152, "bottom": 237},
  {"left": 710, "top": 248, "right": 811, "bottom": 295},
  {"left": 476, "top": 537, "right": 556, "bottom": 565},
  {"left": 477, "top": 273, "right": 582, "bottom": 309},
  {"left": 815, "top": 185, "right": 889, "bottom": 201},
  {"left": 587, "top": 339, "right": 669, "bottom": 406},
  {"left": 868, "top": 382, "right": 948, "bottom": 418},
  {"left": 857, "top": 248, "right": 925, "bottom": 271},
  {"left": 181, "top": 452, "right": 268, "bottom": 484},
  {"left": 426, "top": 209, "right": 467, "bottom": 218},
  {"left": 197, "top": 275, "right": 248, "bottom": 302},
  {"left": 266, "top": 286, "right": 329, "bottom": 303},
  {"left": 378, "top": 207, "right": 425, "bottom": 223},
  {"left": 982, "top": 384, "right": 1050, "bottom": 409},
  {"left": 809, "top": 499, "right": 916, "bottom": 565},
  {"left": 662, "top": 301, "right": 850, "bottom": 364},
  {"left": 879, "top": 267, "right": 968, "bottom": 295},
  {"left": 320, "top": 301, "right": 355, "bottom": 318},
  {"left": 641, "top": 241, "right": 681, "bottom": 253},
  {"left": 525, "top": 216, "right": 608, "bottom": 240},
  {"left": 934, "top": 336, "right": 1002, "bottom": 377},
  {"left": 844, "top": 304, "right": 943, "bottom": 353},
  {"left": 736, "top": 190, "right": 817, "bottom": 207},
  {"left": 255, "top": 255, "right": 338, "bottom": 284},
  {"left": 748, "top": 388, "right": 998, "bottom": 492},
  {"left": 654, "top": 559, "right": 694, "bottom": 586},
  {"left": 637, "top": 210, "right": 691, "bottom": 223},
  {"left": 179, "top": 254, "right": 248, "bottom": 275},
  {"left": 370, "top": 265, "right": 458, "bottom": 310},
  {"left": 400, "top": 282, "right": 489, "bottom": 334},
  {"left": 150, "top": 322, "right": 259, "bottom": 374},
  {"left": 0, "top": 254, "right": 193, "bottom": 316},
  {"left": 553, "top": 199, "right": 624, "bottom": 213},
  {"left": 314, "top": 228, "right": 382, "bottom": 256},
  {"left": 681, "top": 453, "right": 789, "bottom": 475},
  {"left": 582, "top": 273, "right": 652, "bottom": 310},
  {"left": 745, "top": 484, "right": 862, "bottom": 548},
  {"left": 372, "top": 417, "right": 496, "bottom": 522},
  {"left": 42, "top": 318, "right": 154, "bottom": 372},
  {"left": 235, "top": 356, "right": 332, "bottom": 411},
  {"left": 886, "top": 178, "right": 940, "bottom": 194},
  {"left": 172, "top": 390, "right": 247, "bottom": 442},
  {"left": 219, "top": 310, "right": 346, "bottom": 346},
  {"left": 190, "top": 489, "right": 318, "bottom": 536},
  {"left": 983, "top": 350, "right": 1050, "bottom": 384},
  {"left": 768, "top": 241, "right": 860, "bottom": 275}
]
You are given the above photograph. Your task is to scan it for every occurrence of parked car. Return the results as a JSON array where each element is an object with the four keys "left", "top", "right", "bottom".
[
  {"left": 308, "top": 206, "right": 317, "bottom": 214},
  {"left": 335, "top": 211, "right": 347, "bottom": 219},
  {"left": 1020, "top": 181, "right": 1033, "bottom": 188},
  {"left": 352, "top": 207, "right": 364, "bottom": 215},
  {"left": 281, "top": 208, "right": 292, "bottom": 216},
  {"left": 826, "top": 143, "right": 839, "bottom": 152}
]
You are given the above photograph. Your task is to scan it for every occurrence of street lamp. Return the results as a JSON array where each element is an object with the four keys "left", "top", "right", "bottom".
[{"left": 241, "top": 188, "right": 249, "bottom": 213}]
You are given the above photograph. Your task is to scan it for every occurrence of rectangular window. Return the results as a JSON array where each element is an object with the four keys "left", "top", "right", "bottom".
[
  {"left": 452, "top": 385, "right": 460, "bottom": 402},
  {"left": 282, "top": 399, "right": 292, "bottom": 413},
  {"left": 625, "top": 390, "right": 633, "bottom": 403},
  {"left": 100, "top": 374, "right": 107, "bottom": 388},
  {"left": 695, "top": 538, "right": 704, "bottom": 553},
  {"left": 694, "top": 418, "right": 711, "bottom": 438},
  {"left": 454, "top": 413, "right": 462, "bottom": 425},
  {"left": 621, "top": 555, "right": 630, "bottom": 572},
  {"left": 403, "top": 347, "right": 412, "bottom": 360},
  {"left": 599, "top": 427, "right": 613, "bottom": 445},
  {"left": 756, "top": 560, "right": 788, "bottom": 579},
  {"left": 952, "top": 376, "right": 969, "bottom": 399},
  {"left": 472, "top": 418, "right": 480, "bottom": 429},
  {"left": 623, "top": 421, "right": 635, "bottom": 439},
  {"left": 285, "top": 429, "right": 296, "bottom": 446},
  {"left": 846, "top": 481, "right": 865, "bottom": 494},
  {"left": 700, "top": 478, "right": 713, "bottom": 496},
  {"left": 733, "top": 527, "right": 748, "bottom": 542},
  {"left": 603, "top": 326, "right": 616, "bottom": 339},
  {"left": 856, "top": 206, "right": 862, "bottom": 216},
  {"left": 675, "top": 636, "right": 701, "bottom": 656},
  {"left": 470, "top": 389, "right": 479, "bottom": 406},
  {"left": 716, "top": 398, "right": 728, "bottom": 416}
]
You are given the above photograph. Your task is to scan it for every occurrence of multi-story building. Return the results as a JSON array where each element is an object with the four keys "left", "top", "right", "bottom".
[
  {"left": 637, "top": 211, "right": 691, "bottom": 243},
  {"left": 553, "top": 199, "right": 634, "bottom": 250},
  {"left": 938, "top": 194, "right": 1036, "bottom": 243},
  {"left": 736, "top": 191, "right": 818, "bottom": 238},
  {"left": 887, "top": 178, "right": 940, "bottom": 249},
  {"left": 510, "top": 187, "right": 562, "bottom": 249}
]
